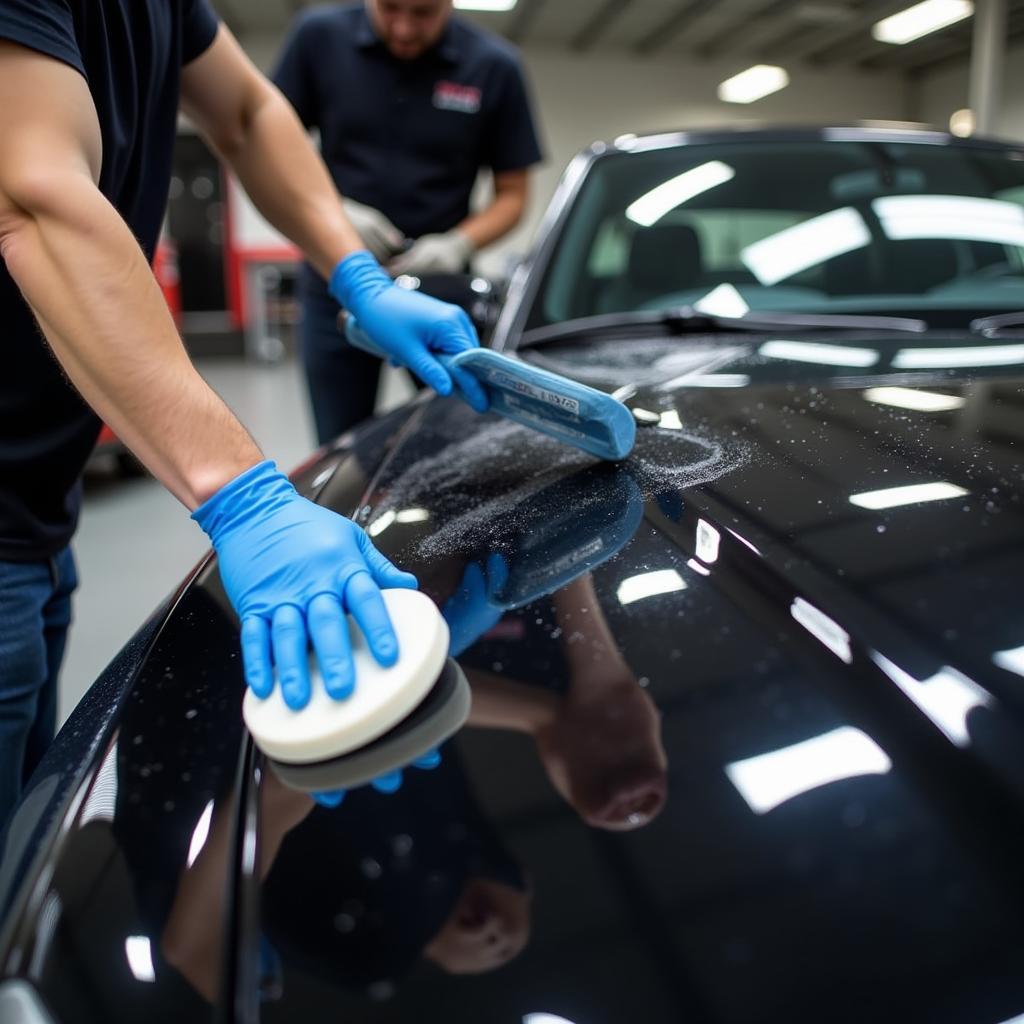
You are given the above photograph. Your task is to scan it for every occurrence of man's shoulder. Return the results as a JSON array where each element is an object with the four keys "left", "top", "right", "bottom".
[{"left": 452, "top": 17, "right": 524, "bottom": 71}]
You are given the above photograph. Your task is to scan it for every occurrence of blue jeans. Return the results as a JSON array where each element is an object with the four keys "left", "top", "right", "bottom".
[
  {"left": 0, "top": 547, "right": 77, "bottom": 828},
  {"left": 298, "top": 271, "right": 386, "bottom": 446}
]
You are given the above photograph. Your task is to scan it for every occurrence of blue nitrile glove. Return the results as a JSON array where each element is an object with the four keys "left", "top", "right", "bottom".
[
  {"left": 312, "top": 748, "right": 442, "bottom": 807},
  {"left": 329, "top": 250, "right": 489, "bottom": 413},
  {"left": 193, "top": 460, "right": 417, "bottom": 710},
  {"left": 441, "top": 554, "right": 510, "bottom": 657}
]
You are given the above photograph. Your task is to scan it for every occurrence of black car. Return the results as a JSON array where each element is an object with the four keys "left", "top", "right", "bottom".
[{"left": 3, "top": 126, "right": 1024, "bottom": 1024}]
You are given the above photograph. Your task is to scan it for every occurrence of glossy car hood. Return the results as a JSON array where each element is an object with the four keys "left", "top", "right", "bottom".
[
  {"left": 10, "top": 340, "right": 1024, "bottom": 1023},
  {"left": 258, "top": 333, "right": 1023, "bottom": 1023}
]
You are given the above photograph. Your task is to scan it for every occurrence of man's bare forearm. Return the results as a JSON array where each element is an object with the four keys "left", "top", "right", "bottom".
[
  {"left": 0, "top": 174, "right": 263, "bottom": 508},
  {"left": 215, "top": 87, "right": 363, "bottom": 279},
  {"left": 181, "top": 29, "right": 362, "bottom": 281}
]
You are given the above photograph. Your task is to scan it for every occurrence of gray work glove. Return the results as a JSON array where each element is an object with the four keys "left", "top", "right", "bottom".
[
  {"left": 389, "top": 229, "right": 474, "bottom": 276},
  {"left": 342, "top": 199, "right": 405, "bottom": 263}
]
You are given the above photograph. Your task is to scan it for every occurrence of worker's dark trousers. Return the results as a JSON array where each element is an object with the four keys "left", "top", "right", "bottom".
[
  {"left": 0, "top": 546, "right": 76, "bottom": 830},
  {"left": 297, "top": 269, "right": 386, "bottom": 446}
]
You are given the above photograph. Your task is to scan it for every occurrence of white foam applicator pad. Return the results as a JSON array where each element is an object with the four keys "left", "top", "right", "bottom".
[{"left": 242, "top": 589, "right": 450, "bottom": 765}]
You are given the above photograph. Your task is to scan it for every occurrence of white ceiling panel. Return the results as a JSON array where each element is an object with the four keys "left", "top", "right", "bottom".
[{"left": 214, "top": 0, "right": 1024, "bottom": 72}]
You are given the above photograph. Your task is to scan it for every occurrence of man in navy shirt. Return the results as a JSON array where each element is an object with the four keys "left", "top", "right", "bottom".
[
  {"left": 0, "top": 0, "right": 491, "bottom": 828},
  {"left": 274, "top": 0, "right": 543, "bottom": 444}
]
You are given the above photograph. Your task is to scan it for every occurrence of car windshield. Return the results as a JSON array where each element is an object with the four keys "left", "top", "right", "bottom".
[{"left": 526, "top": 136, "right": 1024, "bottom": 331}]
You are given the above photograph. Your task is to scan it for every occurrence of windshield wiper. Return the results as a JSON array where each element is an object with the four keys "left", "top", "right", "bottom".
[
  {"left": 518, "top": 306, "right": 928, "bottom": 348},
  {"left": 971, "top": 311, "right": 1024, "bottom": 337}
]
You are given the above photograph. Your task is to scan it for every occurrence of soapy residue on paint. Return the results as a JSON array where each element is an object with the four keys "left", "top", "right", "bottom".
[{"left": 367, "top": 406, "right": 747, "bottom": 562}]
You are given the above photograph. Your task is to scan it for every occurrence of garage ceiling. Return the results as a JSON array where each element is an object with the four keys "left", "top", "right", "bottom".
[{"left": 219, "top": 0, "right": 1024, "bottom": 75}]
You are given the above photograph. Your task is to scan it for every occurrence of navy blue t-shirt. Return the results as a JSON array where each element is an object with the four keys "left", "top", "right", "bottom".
[
  {"left": 273, "top": 3, "right": 543, "bottom": 244},
  {"left": 0, "top": 0, "right": 219, "bottom": 560}
]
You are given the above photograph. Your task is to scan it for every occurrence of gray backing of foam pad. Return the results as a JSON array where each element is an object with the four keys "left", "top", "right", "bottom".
[{"left": 268, "top": 659, "right": 470, "bottom": 793}]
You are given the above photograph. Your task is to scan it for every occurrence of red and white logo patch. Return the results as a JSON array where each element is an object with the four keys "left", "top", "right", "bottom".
[{"left": 433, "top": 81, "right": 482, "bottom": 114}]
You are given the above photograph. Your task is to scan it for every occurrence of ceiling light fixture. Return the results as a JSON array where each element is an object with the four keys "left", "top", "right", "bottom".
[
  {"left": 872, "top": 0, "right": 973, "bottom": 44},
  {"left": 717, "top": 65, "right": 789, "bottom": 104},
  {"left": 454, "top": 0, "right": 518, "bottom": 10},
  {"left": 949, "top": 107, "right": 975, "bottom": 136}
]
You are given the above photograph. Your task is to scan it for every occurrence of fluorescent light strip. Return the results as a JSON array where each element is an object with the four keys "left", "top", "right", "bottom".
[
  {"left": 873, "top": 0, "right": 973, "bottom": 44},
  {"left": 626, "top": 161, "right": 735, "bottom": 226},
  {"left": 187, "top": 800, "right": 215, "bottom": 868},
  {"left": 849, "top": 481, "right": 967, "bottom": 510},
  {"left": 726, "top": 726, "right": 892, "bottom": 814},
  {"left": 727, "top": 528, "right": 762, "bottom": 556},
  {"left": 873, "top": 194, "right": 1024, "bottom": 245},
  {"left": 693, "top": 283, "right": 749, "bottom": 318},
  {"left": 872, "top": 653, "right": 990, "bottom": 747},
  {"left": 791, "top": 596, "right": 852, "bottom": 664},
  {"left": 862, "top": 386, "right": 965, "bottom": 412},
  {"left": 717, "top": 64, "right": 789, "bottom": 104},
  {"left": 684, "top": 374, "right": 751, "bottom": 388},
  {"left": 695, "top": 519, "right": 720, "bottom": 564},
  {"left": 759, "top": 340, "right": 879, "bottom": 367},
  {"left": 396, "top": 508, "right": 430, "bottom": 524},
  {"left": 892, "top": 345, "right": 1024, "bottom": 369},
  {"left": 126, "top": 936, "right": 156, "bottom": 983},
  {"left": 79, "top": 743, "right": 119, "bottom": 826},
  {"left": 368, "top": 509, "right": 396, "bottom": 537},
  {"left": 617, "top": 569, "right": 686, "bottom": 605},
  {"left": 454, "top": 0, "right": 517, "bottom": 9},
  {"left": 741, "top": 207, "right": 870, "bottom": 285},
  {"left": 993, "top": 644, "right": 1024, "bottom": 677},
  {"left": 687, "top": 558, "right": 711, "bottom": 576}
]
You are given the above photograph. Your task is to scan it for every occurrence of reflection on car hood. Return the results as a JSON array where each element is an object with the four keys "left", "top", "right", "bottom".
[
  {"left": 278, "top": 339, "right": 1024, "bottom": 1022},
  {"left": 13, "top": 347, "right": 1024, "bottom": 1023}
]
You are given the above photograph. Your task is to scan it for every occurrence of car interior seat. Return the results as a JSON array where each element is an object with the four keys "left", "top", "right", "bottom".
[
  {"left": 597, "top": 223, "right": 703, "bottom": 313},
  {"left": 825, "top": 238, "right": 961, "bottom": 296},
  {"left": 883, "top": 239, "right": 960, "bottom": 293}
]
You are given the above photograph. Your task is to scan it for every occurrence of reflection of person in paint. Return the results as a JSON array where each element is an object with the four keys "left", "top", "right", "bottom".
[
  {"left": 447, "top": 570, "right": 669, "bottom": 832},
  {"left": 162, "top": 747, "right": 529, "bottom": 1004}
]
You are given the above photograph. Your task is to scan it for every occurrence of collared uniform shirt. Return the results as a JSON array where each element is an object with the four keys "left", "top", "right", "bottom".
[
  {"left": 0, "top": 0, "right": 220, "bottom": 560},
  {"left": 273, "top": 3, "right": 543, "bottom": 241}
]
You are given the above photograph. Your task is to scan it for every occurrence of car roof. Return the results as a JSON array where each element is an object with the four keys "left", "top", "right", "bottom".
[{"left": 588, "top": 123, "right": 1024, "bottom": 157}]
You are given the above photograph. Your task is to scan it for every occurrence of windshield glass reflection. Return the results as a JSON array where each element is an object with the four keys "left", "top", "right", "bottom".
[{"left": 530, "top": 139, "right": 1024, "bottom": 329}]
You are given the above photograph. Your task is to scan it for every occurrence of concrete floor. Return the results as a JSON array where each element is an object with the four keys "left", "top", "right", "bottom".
[{"left": 61, "top": 355, "right": 414, "bottom": 724}]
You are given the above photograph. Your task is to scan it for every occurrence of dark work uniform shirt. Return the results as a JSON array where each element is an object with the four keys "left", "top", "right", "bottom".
[
  {"left": 273, "top": 3, "right": 543, "bottom": 245},
  {"left": 0, "top": 0, "right": 219, "bottom": 561}
]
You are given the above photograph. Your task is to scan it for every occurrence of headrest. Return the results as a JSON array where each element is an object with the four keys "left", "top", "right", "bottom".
[{"left": 629, "top": 224, "right": 702, "bottom": 292}]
